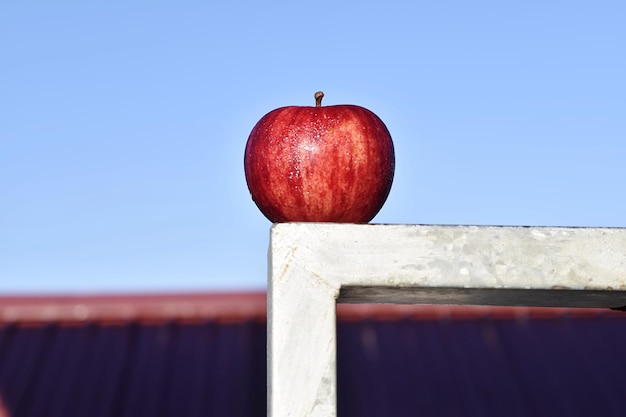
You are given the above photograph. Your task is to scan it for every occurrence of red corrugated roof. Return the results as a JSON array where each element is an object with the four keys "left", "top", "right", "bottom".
[
  {"left": 1, "top": 292, "right": 625, "bottom": 417},
  {"left": 0, "top": 291, "right": 620, "bottom": 324},
  {"left": 0, "top": 292, "right": 267, "bottom": 324}
]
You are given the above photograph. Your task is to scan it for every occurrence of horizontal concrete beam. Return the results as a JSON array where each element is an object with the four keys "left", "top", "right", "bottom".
[{"left": 267, "top": 223, "right": 626, "bottom": 417}]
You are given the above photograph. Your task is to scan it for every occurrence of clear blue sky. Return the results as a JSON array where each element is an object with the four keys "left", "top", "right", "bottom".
[{"left": 1, "top": 1, "right": 624, "bottom": 293}]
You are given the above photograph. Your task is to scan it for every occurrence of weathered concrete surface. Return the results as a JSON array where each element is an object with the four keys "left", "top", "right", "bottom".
[{"left": 267, "top": 223, "right": 626, "bottom": 417}]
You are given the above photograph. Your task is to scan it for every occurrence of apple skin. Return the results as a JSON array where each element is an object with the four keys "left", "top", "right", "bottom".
[{"left": 244, "top": 94, "right": 395, "bottom": 223}]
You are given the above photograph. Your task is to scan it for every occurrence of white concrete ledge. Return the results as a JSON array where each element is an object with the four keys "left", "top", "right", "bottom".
[{"left": 267, "top": 223, "right": 626, "bottom": 417}]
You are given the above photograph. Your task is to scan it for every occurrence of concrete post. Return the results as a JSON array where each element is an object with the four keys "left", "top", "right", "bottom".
[{"left": 268, "top": 223, "right": 626, "bottom": 417}]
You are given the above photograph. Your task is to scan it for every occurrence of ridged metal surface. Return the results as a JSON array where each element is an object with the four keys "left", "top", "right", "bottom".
[{"left": 0, "top": 293, "right": 625, "bottom": 417}]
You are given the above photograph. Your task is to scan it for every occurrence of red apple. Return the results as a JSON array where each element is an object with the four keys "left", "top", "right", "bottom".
[{"left": 244, "top": 91, "right": 395, "bottom": 223}]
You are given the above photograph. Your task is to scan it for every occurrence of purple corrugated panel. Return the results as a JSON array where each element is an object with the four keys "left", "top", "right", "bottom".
[
  {"left": 24, "top": 325, "right": 92, "bottom": 417},
  {"left": 119, "top": 322, "right": 176, "bottom": 417},
  {"left": 337, "top": 317, "right": 626, "bottom": 417},
  {"left": 499, "top": 317, "right": 626, "bottom": 416},
  {"left": 164, "top": 322, "right": 219, "bottom": 417},
  {"left": 208, "top": 322, "right": 266, "bottom": 417},
  {"left": 0, "top": 325, "right": 53, "bottom": 417},
  {"left": 453, "top": 320, "right": 527, "bottom": 416},
  {"left": 72, "top": 324, "right": 133, "bottom": 417},
  {"left": 569, "top": 318, "right": 626, "bottom": 414}
]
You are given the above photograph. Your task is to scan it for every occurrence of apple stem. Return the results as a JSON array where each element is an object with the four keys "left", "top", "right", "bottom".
[{"left": 314, "top": 91, "right": 324, "bottom": 107}]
